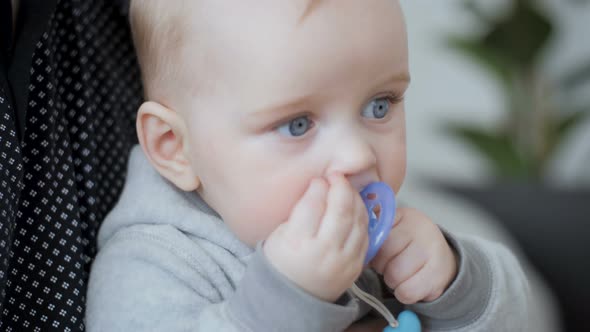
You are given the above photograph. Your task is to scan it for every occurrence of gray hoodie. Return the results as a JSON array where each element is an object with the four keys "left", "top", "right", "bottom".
[{"left": 85, "top": 146, "right": 529, "bottom": 331}]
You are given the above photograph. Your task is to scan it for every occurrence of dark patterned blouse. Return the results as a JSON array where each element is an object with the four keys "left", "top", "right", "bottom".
[{"left": 0, "top": 1, "right": 141, "bottom": 330}]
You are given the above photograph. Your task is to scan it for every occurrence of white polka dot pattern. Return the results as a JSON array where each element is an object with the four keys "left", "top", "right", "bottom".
[
  {"left": 0, "top": 87, "right": 25, "bottom": 313},
  {"left": 0, "top": 0, "right": 141, "bottom": 331}
]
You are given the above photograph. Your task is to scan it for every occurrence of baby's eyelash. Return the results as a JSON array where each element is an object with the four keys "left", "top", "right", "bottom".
[{"left": 383, "top": 92, "right": 405, "bottom": 105}]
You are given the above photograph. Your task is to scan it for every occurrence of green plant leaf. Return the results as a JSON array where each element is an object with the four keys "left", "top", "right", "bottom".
[
  {"left": 482, "top": 0, "right": 553, "bottom": 68},
  {"left": 444, "top": 124, "right": 533, "bottom": 179},
  {"left": 557, "top": 109, "right": 589, "bottom": 136},
  {"left": 545, "top": 109, "right": 590, "bottom": 156},
  {"left": 446, "top": 36, "right": 513, "bottom": 86}
]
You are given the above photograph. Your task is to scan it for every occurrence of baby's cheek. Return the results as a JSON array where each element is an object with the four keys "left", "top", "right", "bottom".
[
  {"left": 390, "top": 160, "right": 406, "bottom": 193},
  {"left": 226, "top": 193, "right": 295, "bottom": 246},
  {"left": 380, "top": 144, "right": 407, "bottom": 193}
]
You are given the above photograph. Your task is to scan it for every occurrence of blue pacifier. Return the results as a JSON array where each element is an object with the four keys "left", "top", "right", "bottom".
[
  {"left": 359, "top": 183, "right": 421, "bottom": 332},
  {"left": 360, "top": 182, "right": 397, "bottom": 264}
]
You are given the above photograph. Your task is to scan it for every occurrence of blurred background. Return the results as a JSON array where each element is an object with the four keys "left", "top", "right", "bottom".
[{"left": 399, "top": 0, "right": 590, "bottom": 331}]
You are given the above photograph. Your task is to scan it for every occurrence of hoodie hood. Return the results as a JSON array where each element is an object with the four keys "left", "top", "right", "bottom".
[{"left": 97, "top": 145, "right": 251, "bottom": 258}]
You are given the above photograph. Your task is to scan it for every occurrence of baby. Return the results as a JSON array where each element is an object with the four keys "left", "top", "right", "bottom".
[{"left": 85, "top": 0, "right": 529, "bottom": 331}]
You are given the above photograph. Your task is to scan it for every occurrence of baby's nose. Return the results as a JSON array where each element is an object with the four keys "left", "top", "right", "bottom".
[{"left": 325, "top": 135, "right": 377, "bottom": 181}]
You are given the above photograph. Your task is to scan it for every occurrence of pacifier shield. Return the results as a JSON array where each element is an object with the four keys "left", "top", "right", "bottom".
[{"left": 360, "top": 182, "right": 396, "bottom": 264}]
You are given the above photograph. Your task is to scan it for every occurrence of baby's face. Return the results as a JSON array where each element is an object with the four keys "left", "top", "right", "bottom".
[{"left": 180, "top": 0, "right": 409, "bottom": 246}]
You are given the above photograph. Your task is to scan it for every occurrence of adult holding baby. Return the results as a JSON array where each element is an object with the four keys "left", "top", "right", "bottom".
[{"left": 0, "top": 0, "right": 140, "bottom": 330}]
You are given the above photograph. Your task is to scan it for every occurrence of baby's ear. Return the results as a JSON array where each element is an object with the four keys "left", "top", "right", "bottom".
[{"left": 136, "top": 101, "right": 200, "bottom": 191}]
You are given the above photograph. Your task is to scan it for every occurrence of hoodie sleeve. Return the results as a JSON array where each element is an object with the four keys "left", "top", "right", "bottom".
[
  {"left": 405, "top": 232, "right": 530, "bottom": 332},
  {"left": 85, "top": 227, "right": 368, "bottom": 332}
]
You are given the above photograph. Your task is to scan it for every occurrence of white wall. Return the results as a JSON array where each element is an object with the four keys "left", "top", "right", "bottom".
[{"left": 398, "top": 1, "right": 590, "bottom": 330}]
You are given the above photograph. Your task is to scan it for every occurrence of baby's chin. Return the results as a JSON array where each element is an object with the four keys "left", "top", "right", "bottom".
[{"left": 226, "top": 220, "right": 275, "bottom": 249}]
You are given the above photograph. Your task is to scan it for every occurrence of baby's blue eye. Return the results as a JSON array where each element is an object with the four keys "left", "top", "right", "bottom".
[
  {"left": 361, "top": 97, "right": 391, "bottom": 119},
  {"left": 277, "top": 116, "right": 313, "bottom": 137}
]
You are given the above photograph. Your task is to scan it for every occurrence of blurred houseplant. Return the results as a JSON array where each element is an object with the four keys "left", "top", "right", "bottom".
[
  {"left": 445, "top": 0, "right": 588, "bottom": 180},
  {"left": 438, "top": 0, "right": 590, "bottom": 330}
]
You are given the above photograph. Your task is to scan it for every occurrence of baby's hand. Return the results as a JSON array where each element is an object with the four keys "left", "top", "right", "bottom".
[
  {"left": 370, "top": 207, "right": 457, "bottom": 304},
  {"left": 264, "top": 175, "right": 369, "bottom": 302}
]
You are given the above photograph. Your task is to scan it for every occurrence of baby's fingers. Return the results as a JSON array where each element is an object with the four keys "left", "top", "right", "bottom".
[
  {"left": 394, "top": 262, "right": 439, "bottom": 304},
  {"left": 288, "top": 178, "right": 328, "bottom": 237},
  {"left": 381, "top": 241, "right": 428, "bottom": 290},
  {"left": 318, "top": 174, "right": 356, "bottom": 246},
  {"left": 370, "top": 225, "right": 411, "bottom": 273}
]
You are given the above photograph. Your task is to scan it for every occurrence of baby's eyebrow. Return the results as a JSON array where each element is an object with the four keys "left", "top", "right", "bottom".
[
  {"left": 380, "top": 71, "right": 411, "bottom": 86},
  {"left": 249, "top": 94, "right": 315, "bottom": 117}
]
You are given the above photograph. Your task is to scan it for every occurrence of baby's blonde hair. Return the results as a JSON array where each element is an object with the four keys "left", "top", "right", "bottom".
[
  {"left": 129, "top": 0, "right": 325, "bottom": 103},
  {"left": 129, "top": 0, "right": 193, "bottom": 102}
]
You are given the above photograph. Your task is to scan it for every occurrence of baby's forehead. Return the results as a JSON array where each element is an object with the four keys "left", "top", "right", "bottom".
[
  {"left": 171, "top": 0, "right": 407, "bottom": 102},
  {"left": 179, "top": 2, "right": 317, "bottom": 70},
  {"left": 132, "top": 0, "right": 345, "bottom": 103},
  {"left": 188, "top": 0, "right": 315, "bottom": 27}
]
